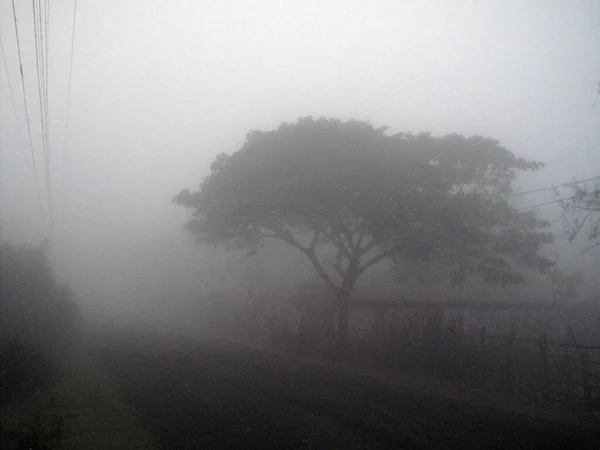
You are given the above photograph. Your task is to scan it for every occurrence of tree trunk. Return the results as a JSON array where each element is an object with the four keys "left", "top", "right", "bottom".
[
  {"left": 336, "top": 290, "right": 351, "bottom": 344},
  {"left": 335, "top": 261, "right": 359, "bottom": 344}
]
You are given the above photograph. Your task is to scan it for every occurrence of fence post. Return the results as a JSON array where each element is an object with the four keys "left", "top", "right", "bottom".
[
  {"left": 473, "top": 326, "right": 487, "bottom": 387},
  {"left": 583, "top": 347, "right": 592, "bottom": 413},
  {"left": 539, "top": 333, "right": 549, "bottom": 402},
  {"left": 564, "top": 347, "right": 572, "bottom": 405},
  {"left": 567, "top": 326, "right": 592, "bottom": 413},
  {"left": 506, "top": 327, "right": 516, "bottom": 395}
]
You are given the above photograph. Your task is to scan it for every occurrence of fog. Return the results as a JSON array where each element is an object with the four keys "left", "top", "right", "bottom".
[{"left": 1, "top": 0, "right": 600, "bottom": 328}]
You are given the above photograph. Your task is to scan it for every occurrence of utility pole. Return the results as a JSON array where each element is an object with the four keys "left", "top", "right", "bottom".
[{"left": 551, "top": 249, "right": 559, "bottom": 306}]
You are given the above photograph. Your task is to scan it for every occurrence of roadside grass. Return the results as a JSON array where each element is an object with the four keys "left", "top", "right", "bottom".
[
  {"left": 1, "top": 334, "right": 156, "bottom": 450},
  {"left": 206, "top": 329, "right": 600, "bottom": 433}
]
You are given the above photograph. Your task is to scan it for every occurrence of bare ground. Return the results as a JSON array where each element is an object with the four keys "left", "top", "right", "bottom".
[{"left": 91, "top": 329, "right": 600, "bottom": 449}]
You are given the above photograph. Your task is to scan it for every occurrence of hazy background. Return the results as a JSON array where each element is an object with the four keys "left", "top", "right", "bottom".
[{"left": 1, "top": 0, "right": 599, "bottom": 323}]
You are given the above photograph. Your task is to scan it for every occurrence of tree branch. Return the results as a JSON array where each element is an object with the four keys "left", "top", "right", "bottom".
[
  {"left": 357, "top": 235, "right": 380, "bottom": 257},
  {"left": 567, "top": 211, "right": 592, "bottom": 242},
  {"left": 323, "top": 228, "right": 352, "bottom": 260},
  {"left": 325, "top": 259, "right": 346, "bottom": 279},
  {"left": 309, "top": 229, "right": 321, "bottom": 250},
  {"left": 263, "top": 219, "right": 306, "bottom": 251},
  {"left": 264, "top": 218, "right": 339, "bottom": 293},
  {"left": 308, "top": 218, "right": 324, "bottom": 250},
  {"left": 357, "top": 246, "right": 399, "bottom": 277},
  {"left": 304, "top": 249, "right": 341, "bottom": 294},
  {"left": 335, "top": 220, "right": 356, "bottom": 252},
  {"left": 355, "top": 227, "right": 366, "bottom": 250}
]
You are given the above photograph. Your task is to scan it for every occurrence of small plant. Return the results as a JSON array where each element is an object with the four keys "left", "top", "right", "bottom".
[
  {"left": 1, "top": 395, "right": 66, "bottom": 450},
  {"left": 0, "top": 337, "right": 58, "bottom": 402}
]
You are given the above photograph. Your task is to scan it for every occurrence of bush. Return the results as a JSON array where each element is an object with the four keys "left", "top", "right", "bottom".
[
  {"left": 0, "top": 400, "right": 64, "bottom": 450},
  {"left": 0, "top": 241, "right": 78, "bottom": 403},
  {"left": 0, "top": 337, "right": 60, "bottom": 402}
]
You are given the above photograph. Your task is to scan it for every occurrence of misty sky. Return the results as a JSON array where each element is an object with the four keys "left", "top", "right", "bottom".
[{"left": 1, "top": 0, "right": 599, "bottom": 308}]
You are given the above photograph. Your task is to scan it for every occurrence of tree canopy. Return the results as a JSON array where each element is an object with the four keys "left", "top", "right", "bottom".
[
  {"left": 559, "top": 180, "right": 600, "bottom": 249},
  {"left": 0, "top": 241, "right": 78, "bottom": 346},
  {"left": 175, "top": 117, "right": 553, "bottom": 340}
]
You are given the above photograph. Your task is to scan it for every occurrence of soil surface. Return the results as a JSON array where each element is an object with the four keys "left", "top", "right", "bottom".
[{"left": 92, "top": 330, "right": 600, "bottom": 449}]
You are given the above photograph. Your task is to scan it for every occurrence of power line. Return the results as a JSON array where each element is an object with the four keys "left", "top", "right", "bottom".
[
  {"left": 544, "top": 142, "right": 600, "bottom": 165},
  {"left": 63, "top": 0, "right": 78, "bottom": 169},
  {"left": 44, "top": 0, "right": 49, "bottom": 117},
  {"left": 517, "top": 196, "right": 577, "bottom": 211},
  {"left": 32, "top": 0, "right": 52, "bottom": 229},
  {"left": 44, "top": 0, "right": 52, "bottom": 232},
  {"left": 511, "top": 176, "right": 600, "bottom": 197},
  {"left": 0, "top": 33, "right": 24, "bottom": 143},
  {"left": 32, "top": 1, "right": 46, "bottom": 158},
  {"left": 32, "top": 0, "right": 53, "bottom": 230},
  {"left": 11, "top": 0, "right": 47, "bottom": 226},
  {"left": 60, "top": 0, "right": 78, "bottom": 226}
]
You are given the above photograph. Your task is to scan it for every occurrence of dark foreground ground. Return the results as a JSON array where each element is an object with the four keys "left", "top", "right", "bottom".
[{"left": 92, "top": 330, "right": 599, "bottom": 449}]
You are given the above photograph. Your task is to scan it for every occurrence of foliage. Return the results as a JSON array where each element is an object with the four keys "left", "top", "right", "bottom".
[
  {"left": 559, "top": 181, "right": 600, "bottom": 249},
  {"left": 175, "top": 117, "right": 553, "bottom": 339},
  {"left": 552, "top": 270, "right": 584, "bottom": 303},
  {"left": 559, "top": 80, "right": 600, "bottom": 248},
  {"left": 1, "top": 343, "right": 157, "bottom": 450},
  {"left": 0, "top": 395, "right": 64, "bottom": 450},
  {"left": 0, "top": 337, "right": 59, "bottom": 402},
  {"left": 0, "top": 241, "right": 79, "bottom": 400}
]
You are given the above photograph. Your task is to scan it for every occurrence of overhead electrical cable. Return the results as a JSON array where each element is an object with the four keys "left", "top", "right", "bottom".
[
  {"left": 517, "top": 196, "right": 577, "bottom": 211},
  {"left": 32, "top": 0, "right": 46, "bottom": 157},
  {"left": 45, "top": 1, "right": 50, "bottom": 192},
  {"left": 32, "top": 0, "right": 53, "bottom": 231},
  {"left": 0, "top": 34, "right": 24, "bottom": 142},
  {"left": 44, "top": 0, "right": 53, "bottom": 232},
  {"left": 63, "top": 0, "right": 78, "bottom": 170},
  {"left": 544, "top": 142, "right": 600, "bottom": 165},
  {"left": 511, "top": 176, "right": 600, "bottom": 197},
  {"left": 11, "top": 0, "right": 47, "bottom": 226},
  {"left": 44, "top": 0, "right": 49, "bottom": 116}
]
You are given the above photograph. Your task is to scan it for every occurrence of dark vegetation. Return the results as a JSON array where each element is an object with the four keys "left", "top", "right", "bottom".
[
  {"left": 95, "top": 331, "right": 600, "bottom": 450},
  {"left": 2, "top": 114, "right": 598, "bottom": 446},
  {"left": 560, "top": 181, "right": 600, "bottom": 248},
  {"left": 175, "top": 117, "right": 554, "bottom": 342},
  {"left": 175, "top": 117, "right": 600, "bottom": 418},
  {"left": 0, "top": 239, "right": 79, "bottom": 449}
]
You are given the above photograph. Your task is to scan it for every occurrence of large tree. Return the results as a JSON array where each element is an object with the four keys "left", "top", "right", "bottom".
[{"left": 175, "top": 117, "right": 552, "bottom": 341}]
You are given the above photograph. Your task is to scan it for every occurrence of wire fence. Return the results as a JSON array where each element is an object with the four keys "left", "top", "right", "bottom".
[
  {"left": 350, "top": 325, "right": 600, "bottom": 414},
  {"left": 476, "top": 330, "right": 600, "bottom": 411},
  {"left": 224, "top": 294, "right": 600, "bottom": 414}
]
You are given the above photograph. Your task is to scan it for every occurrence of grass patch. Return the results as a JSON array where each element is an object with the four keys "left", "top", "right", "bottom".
[
  {"left": 208, "top": 331, "right": 600, "bottom": 432},
  {"left": 1, "top": 336, "right": 156, "bottom": 450}
]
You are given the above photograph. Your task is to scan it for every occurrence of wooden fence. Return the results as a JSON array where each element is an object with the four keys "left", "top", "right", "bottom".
[
  {"left": 471, "top": 328, "right": 600, "bottom": 412},
  {"left": 268, "top": 299, "right": 600, "bottom": 413},
  {"left": 358, "top": 325, "right": 600, "bottom": 414}
]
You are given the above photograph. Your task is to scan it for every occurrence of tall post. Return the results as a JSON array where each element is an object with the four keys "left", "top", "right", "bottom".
[
  {"left": 539, "top": 333, "right": 549, "bottom": 402},
  {"left": 506, "top": 327, "right": 516, "bottom": 395},
  {"left": 477, "top": 326, "right": 487, "bottom": 386},
  {"left": 583, "top": 347, "right": 592, "bottom": 413}
]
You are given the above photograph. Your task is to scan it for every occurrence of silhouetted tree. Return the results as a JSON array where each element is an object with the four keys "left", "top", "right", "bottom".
[
  {"left": 559, "top": 181, "right": 600, "bottom": 248},
  {"left": 175, "top": 117, "right": 552, "bottom": 341},
  {"left": 0, "top": 240, "right": 79, "bottom": 399}
]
